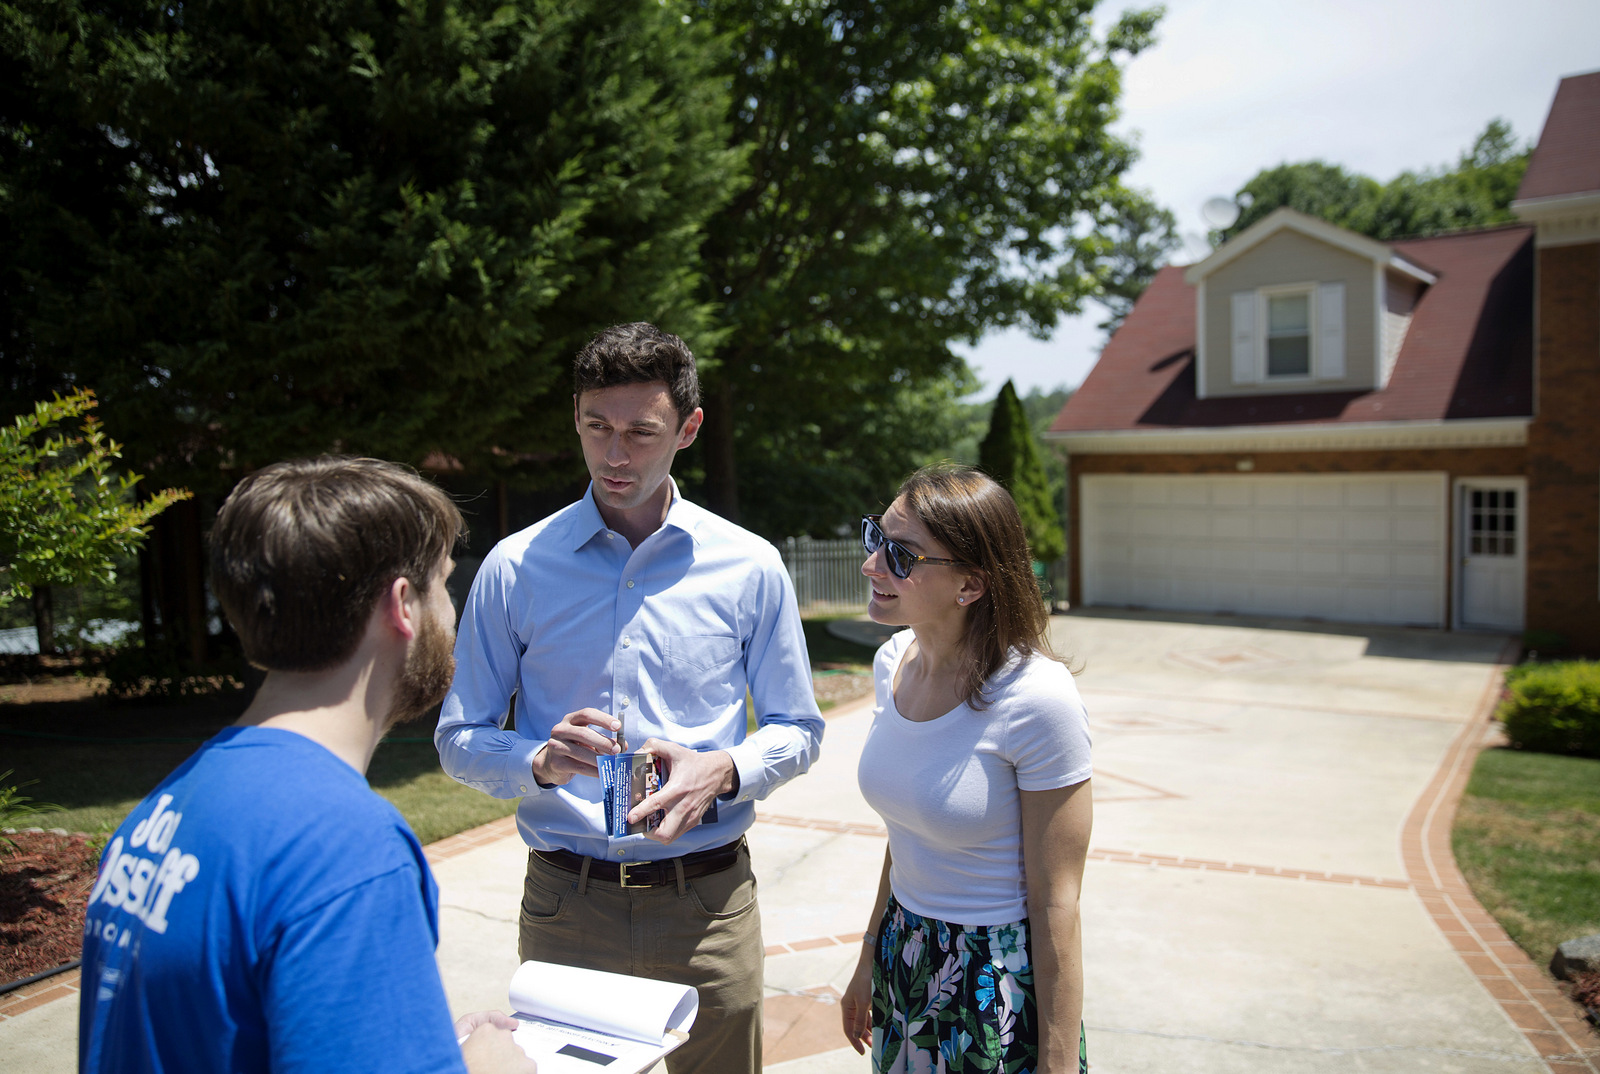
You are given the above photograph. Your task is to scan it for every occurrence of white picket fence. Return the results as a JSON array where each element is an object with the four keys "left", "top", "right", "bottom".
[{"left": 778, "top": 536, "right": 867, "bottom": 613}]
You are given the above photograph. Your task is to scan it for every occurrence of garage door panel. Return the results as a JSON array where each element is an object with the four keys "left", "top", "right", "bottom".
[
  {"left": 1254, "top": 483, "right": 1298, "bottom": 507},
  {"left": 1298, "top": 550, "right": 1342, "bottom": 575},
  {"left": 1082, "top": 474, "right": 1445, "bottom": 628},
  {"left": 1343, "top": 517, "right": 1390, "bottom": 542},
  {"left": 1253, "top": 548, "right": 1296, "bottom": 572},
  {"left": 1211, "top": 514, "right": 1251, "bottom": 539},
  {"left": 1298, "top": 515, "right": 1342, "bottom": 540},
  {"left": 1345, "top": 483, "right": 1390, "bottom": 508},
  {"left": 1300, "top": 483, "right": 1342, "bottom": 508},
  {"left": 1394, "top": 516, "right": 1439, "bottom": 543},
  {"left": 1211, "top": 482, "right": 1252, "bottom": 507},
  {"left": 1214, "top": 548, "right": 1257, "bottom": 572},
  {"left": 1254, "top": 515, "right": 1297, "bottom": 540},
  {"left": 1394, "top": 552, "right": 1438, "bottom": 579}
]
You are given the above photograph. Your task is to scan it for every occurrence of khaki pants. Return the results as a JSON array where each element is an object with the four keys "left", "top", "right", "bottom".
[{"left": 517, "top": 842, "right": 764, "bottom": 1074}]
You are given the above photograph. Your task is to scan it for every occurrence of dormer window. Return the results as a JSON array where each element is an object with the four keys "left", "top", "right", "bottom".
[
  {"left": 1265, "top": 288, "right": 1312, "bottom": 377},
  {"left": 1230, "top": 281, "right": 1345, "bottom": 385}
]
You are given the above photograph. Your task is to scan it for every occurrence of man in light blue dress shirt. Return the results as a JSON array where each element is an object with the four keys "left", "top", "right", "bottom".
[{"left": 435, "top": 323, "right": 824, "bottom": 1073}]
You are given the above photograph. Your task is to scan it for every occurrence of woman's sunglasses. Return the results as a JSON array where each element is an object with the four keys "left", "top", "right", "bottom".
[{"left": 861, "top": 515, "right": 970, "bottom": 580}]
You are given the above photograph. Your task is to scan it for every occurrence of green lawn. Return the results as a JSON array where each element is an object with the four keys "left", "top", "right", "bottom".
[
  {"left": 2, "top": 615, "right": 879, "bottom": 845},
  {"left": 1452, "top": 747, "right": 1600, "bottom": 969},
  {"left": 0, "top": 698, "right": 515, "bottom": 845}
]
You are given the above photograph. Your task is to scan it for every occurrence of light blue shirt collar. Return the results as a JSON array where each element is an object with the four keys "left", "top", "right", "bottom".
[{"left": 568, "top": 477, "right": 701, "bottom": 553}]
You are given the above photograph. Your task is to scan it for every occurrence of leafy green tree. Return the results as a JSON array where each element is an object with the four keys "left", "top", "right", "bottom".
[
  {"left": 1220, "top": 162, "right": 1380, "bottom": 241},
  {"left": 685, "top": 0, "right": 1163, "bottom": 536},
  {"left": 1094, "top": 190, "right": 1181, "bottom": 337},
  {"left": 977, "top": 380, "right": 1064, "bottom": 563},
  {"left": 1, "top": 389, "right": 188, "bottom": 653},
  {"left": 1218, "top": 120, "right": 1531, "bottom": 244},
  {"left": 2, "top": 0, "right": 744, "bottom": 493}
]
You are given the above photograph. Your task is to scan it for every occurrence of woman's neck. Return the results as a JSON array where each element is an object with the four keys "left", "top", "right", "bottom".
[{"left": 907, "top": 614, "right": 967, "bottom": 678}]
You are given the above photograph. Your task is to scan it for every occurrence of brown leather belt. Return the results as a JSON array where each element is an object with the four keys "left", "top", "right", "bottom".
[{"left": 535, "top": 838, "right": 744, "bottom": 889}]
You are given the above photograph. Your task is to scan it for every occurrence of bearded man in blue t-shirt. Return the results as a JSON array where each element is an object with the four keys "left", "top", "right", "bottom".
[{"left": 78, "top": 457, "right": 537, "bottom": 1074}]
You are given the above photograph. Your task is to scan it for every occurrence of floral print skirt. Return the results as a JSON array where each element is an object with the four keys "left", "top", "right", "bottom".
[{"left": 871, "top": 895, "right": 1086, "bottom": 1074}]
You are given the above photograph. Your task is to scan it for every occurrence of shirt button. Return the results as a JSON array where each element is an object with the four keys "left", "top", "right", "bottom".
[
  {"left": 606, "top": 532, "right": 615, "bottom": 540},
  {"left": 620, "top": 697, "right": 630, "bottom": 708},
  {"left": 626, "top": 579, "right": 635, "bottom": 589},
  {"left": 621, "top": 636, "right": 631, "bottom": 648},
  {"left": 617, "top": 851, "right": 625, "bottom": 858},
  {"left": 519, "top": 785, "right": 528, "bottom": 792}
]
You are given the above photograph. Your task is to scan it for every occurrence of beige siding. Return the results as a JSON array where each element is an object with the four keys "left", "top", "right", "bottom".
[
  {"left": 1202, "top": 230, "right": 1377, "bottom": 397},
  {"left": 1382, "top": 271, "right": 1422, "bottom": 388}
]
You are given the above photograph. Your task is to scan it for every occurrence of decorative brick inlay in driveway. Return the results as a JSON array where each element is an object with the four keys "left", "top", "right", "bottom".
[
  {"left": 1402, "top": 640, "right": 1600, "bottom": 1073},
  {"left": 1166, "top": 645, "right": 1294, "bottom": 674},
  {"left": 424, "top": 814, "right": 518, "bottom": 865},
  {"left": 1086, "top": 847, "right": 1411, "bottom": 889},
  {"left": 0, "top": 968, "right": 80, "bottom": 1023}
]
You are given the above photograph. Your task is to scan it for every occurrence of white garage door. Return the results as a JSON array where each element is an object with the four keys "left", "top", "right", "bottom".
[{"left": 1081, "top": 473, "right": 1447, "bottom": 627}]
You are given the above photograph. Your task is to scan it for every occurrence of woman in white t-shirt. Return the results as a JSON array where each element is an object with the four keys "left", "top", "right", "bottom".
[{"left": 841, "top": 464, "right": 1092, "bottom": 1074}]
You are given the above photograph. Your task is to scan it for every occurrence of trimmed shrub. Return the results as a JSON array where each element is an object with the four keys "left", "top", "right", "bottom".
[{"left": 1500, "top": 661, "right": 1600, "bottom": 759}]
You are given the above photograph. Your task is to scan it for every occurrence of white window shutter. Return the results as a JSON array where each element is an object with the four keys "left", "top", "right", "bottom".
[
  {"left": 1231, "top": 291, "right": 1257, "bottom": 384},
  {"left": 1317, "top": 282, "right": 1345, "bottom": 379}
]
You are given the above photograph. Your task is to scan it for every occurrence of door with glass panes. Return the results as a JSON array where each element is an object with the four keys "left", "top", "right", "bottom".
[{"left": 1457, "top": 480, "right": 1525, "bottom": 631}]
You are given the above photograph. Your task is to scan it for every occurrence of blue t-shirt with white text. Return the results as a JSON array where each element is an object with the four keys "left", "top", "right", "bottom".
[{"left": 78, "top": 726, "right": 466, "bottom": 1074}]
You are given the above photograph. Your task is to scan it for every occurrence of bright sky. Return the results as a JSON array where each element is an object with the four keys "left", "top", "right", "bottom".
[{"left": 957, "top": 0, "right": 1600, "bottom": 399}]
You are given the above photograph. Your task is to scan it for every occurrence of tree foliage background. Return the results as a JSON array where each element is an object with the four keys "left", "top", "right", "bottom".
[
  {"left": 2, "top": 0, "right": 744, "bottom": 494},
  {"left": 684, "top": 0, "right": 1163, "bottom": 538},
  {"left": 1216, "top": 120, "right": 1530, "bottom": 244},
  {"left": 3, "top": 0, "right": 1162, "bottom": 550}
]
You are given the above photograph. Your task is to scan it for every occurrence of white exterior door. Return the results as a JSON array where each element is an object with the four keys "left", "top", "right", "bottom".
[
  {"left": 1456, "top": 480, "right": 1526, "bottom": 631},
  {"left": 1080, "top": 473, "right": 1448, "bottom": 627}
]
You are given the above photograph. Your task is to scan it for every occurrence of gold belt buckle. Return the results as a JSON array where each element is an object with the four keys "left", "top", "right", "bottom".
[{"left": 618, "top": 861, "right": 652, "bottom": 889}]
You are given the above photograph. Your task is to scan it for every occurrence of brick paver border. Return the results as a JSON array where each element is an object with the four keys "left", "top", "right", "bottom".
[
  {"left": 0, "top": 968, "right": 80, "bottom": 1023},
  {"left": 424, "top": 813, "right": 518, "bottom": 865},
  {"left": 1401, "top": 639, "right": 1599, "bottom": 1073},
  {"left": 1086, "top": 847, "right": 1413, "bottom": 889}
]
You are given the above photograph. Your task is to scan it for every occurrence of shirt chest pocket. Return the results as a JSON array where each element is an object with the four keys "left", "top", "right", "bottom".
[{"left": 663, "top": 634, "right": 744, "bottom": 722}]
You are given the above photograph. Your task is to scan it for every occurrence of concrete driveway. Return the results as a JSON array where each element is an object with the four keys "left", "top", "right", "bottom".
[
  {"left": 6, "top": 611, "right": 1596, "bottom": 1072},
  {"left": 740, "top": 610, "right": 1597, "bottom": 1073}
]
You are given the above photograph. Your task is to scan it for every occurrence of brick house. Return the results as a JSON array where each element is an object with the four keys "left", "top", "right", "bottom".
[{"left": 1046, "top": 70, "right": 1600, "bottom": 650}]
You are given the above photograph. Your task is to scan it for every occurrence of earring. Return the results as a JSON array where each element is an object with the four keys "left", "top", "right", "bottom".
[{"left": 957, "top": 597, "right": 966, "bottom": 604}]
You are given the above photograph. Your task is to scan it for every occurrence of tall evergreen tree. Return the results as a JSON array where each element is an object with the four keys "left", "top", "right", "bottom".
[
  {"left": 977, "top": 379, "right": 1064, "bottom": 563},
  {"left": 1, "top": 0, "right": 744, "bottom": 492}
]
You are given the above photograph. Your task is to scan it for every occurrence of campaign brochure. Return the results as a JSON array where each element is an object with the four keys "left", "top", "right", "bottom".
[
  {"left": 504, "top": 960, "right": 697, "bottom": 1073},
  {"left": 597, "top": 751, "right": 663, "bottom": 837},
  {"left": 597, "top": 750, "right": 716, "bottom": 837}
]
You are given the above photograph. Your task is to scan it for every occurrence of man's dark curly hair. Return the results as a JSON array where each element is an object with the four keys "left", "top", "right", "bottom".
[{"left": 573, "top": 322, "right": 700, "bottom": 425}]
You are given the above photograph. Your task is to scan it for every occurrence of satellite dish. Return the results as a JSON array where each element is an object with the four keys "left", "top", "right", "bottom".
[{"left": 1200, "top": 196, "right": 1241, "bottom": 230}]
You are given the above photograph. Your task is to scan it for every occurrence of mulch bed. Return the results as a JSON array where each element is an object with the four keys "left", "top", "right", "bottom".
[{"left": 1, "top": 829, "right": 100, "bottom": 983}]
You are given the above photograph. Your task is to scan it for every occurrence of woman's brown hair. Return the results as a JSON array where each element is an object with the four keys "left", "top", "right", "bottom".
[{"left": 897, "top": 464, "right": 1057, "bottom": 708}]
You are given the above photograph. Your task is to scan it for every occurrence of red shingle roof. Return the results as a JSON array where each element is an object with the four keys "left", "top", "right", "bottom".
[
  {"left": 1050, "top": 225, "right": 1534, "bottom": 434},
  {"left": 1518, "top": 69, "right": 1600, "bottom": 202}
]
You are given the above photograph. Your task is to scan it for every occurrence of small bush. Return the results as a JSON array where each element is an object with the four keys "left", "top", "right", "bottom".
[
  {"left": 0, "top": 770, "right": 61, "bottom": 851},
  {"left": 1500, "top": 661, "right": 1600, "bottom": 759}
]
